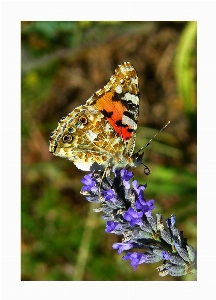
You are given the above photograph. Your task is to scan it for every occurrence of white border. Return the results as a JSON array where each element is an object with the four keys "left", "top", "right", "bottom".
[{"left": 1, "top": 0, "right": 216, "bottom": 298}]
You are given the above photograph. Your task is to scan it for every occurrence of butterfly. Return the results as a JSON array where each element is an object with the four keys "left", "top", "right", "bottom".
[{"left": 49, "top": 62, "right": 146, "bottom": 172}]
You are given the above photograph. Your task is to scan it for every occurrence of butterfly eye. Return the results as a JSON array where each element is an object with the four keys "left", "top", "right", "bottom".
[
  {"left": 62, "top": 134, "right": 73, "bottom": 143},
  {"left": 78, "top": 115, "right": 88, "bottom": 125}
]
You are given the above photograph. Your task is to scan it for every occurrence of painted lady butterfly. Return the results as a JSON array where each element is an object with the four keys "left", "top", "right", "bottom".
[{"left": 49, "top": 62, "right": 144, "bottom": 171}]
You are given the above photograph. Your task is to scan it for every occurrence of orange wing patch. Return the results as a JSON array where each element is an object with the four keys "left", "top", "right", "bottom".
[{"left": 95, "top": 92, "right": 132, "bottom": 140}]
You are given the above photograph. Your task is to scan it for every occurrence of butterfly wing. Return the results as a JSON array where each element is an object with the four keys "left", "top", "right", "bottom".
[
  {"left": 49, "top": 62, "right": 140, "bottom": 171},
  {"left": 86, "top": 62, "right": 140, "bottom": 158}
]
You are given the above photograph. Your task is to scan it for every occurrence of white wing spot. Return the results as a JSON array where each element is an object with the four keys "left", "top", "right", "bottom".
[
  {"left": 123, "top": 92, "right": 139, "bottom": 105},
  {"left": 122, "top": 115, "right": 137, "bottom": 130},
  {"left": 87, "top": 130, "right": 98, "bottom": 141},
  {"left": 74, "top": 160, "right": 92, "bottom": 171},
  {"left": 115, "top": 85, "right": 122, "bottom": 94},
  {"left": 132, "top": 77, "right": 138, "bottom": 85}
]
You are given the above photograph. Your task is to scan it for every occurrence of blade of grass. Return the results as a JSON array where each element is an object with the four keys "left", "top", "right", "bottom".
[
  {"left": 72, "top": 202, "right": 98, "bottom": 280},
  {"left": 175, "top": 21, "right": 197, "bottom": 114}
]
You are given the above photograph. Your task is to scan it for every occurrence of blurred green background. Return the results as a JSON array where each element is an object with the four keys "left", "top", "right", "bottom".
[{"left": 21, "top": 21, "right": 197, "bottom": 281}]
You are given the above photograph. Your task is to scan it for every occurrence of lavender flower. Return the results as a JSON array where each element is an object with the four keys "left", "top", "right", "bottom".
[
  {"left": 112, "top": 242, "right": 134, "bottom": 254},
  {"left": 80, "top": 169, "right": 196, "bottom": 277},
  {"left": 105, "top": 221, "right": 122, "bottom": 233},
  {"left": 123, "top": 207, "right": 143, "bottom": 226},
  {"left": 81, "top": 173, "right": 97, "bottom": 193},
  {"left": 120, "top": 169, "right": 133, "bottom": 189},
  {"left": 103, "top": 189, "right": 116, "bottom": 202},
  {"left": 123, "top": 252, "right": 147, "bottom": 271}
]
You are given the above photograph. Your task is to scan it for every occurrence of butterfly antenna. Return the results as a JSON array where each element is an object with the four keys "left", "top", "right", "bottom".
[{"left": 137, "top": 121, "right": 170, "bottom": 154}]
